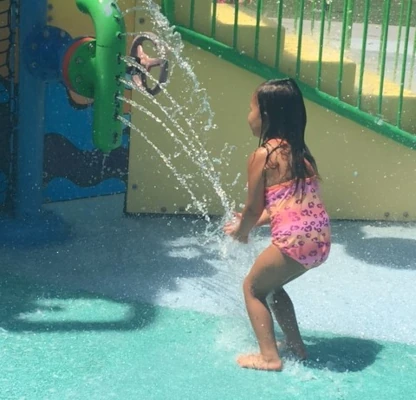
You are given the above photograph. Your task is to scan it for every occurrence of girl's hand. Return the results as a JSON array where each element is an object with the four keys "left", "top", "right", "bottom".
[{"left": 223, "top": 212, "right": 248, "bottom": 243}]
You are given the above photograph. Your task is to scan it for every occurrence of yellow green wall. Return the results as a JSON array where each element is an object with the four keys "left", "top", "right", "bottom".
[
  {"left": 39, "top": 0, "right": 416, "bottom": 222},
  {"left": 126, "top": 40, "right": 416, "bottom": 221}
]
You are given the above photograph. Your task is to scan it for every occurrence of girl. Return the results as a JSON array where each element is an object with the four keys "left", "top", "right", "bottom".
[{"left": 223, "top": 78, "right": 331, "bottom": 371}]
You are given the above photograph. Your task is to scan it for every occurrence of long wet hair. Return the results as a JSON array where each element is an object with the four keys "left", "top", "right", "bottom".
[{"left": 256, "top": 78, "right": 319, "bottom": 191}]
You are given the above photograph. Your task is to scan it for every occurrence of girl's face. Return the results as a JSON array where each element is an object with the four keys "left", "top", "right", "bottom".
[{"left": 247, "top": 93, "right": 262, "bottom": 138}]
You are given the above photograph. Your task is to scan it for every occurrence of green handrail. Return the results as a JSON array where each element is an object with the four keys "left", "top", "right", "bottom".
[
  {"left": 161, "top": 0, "right": 416, "bottom": 149},
  {"left": 176, "top": 25, "right": 416, "bottom": 150}
]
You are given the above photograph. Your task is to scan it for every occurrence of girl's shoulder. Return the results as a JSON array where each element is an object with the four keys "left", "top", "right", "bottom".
[{"left": 262, "top": 138, "right": 289, "bottom": 151}]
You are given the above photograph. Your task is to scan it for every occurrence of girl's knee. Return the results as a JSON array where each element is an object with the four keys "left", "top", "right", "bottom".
[
  {"left": 242, "top": 277, "right": 252, "bottom": 295},
  {"left": 243, "top": 277, "right": 267, "bottom": 300}
]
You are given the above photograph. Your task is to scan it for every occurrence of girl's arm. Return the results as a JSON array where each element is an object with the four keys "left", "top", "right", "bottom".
[
  {"left": 233, "top": 208, "right": 270, "bottom": 227},
  {"left": 255, "top": 209, "right": 270, "bottom": 226},
  {"left": 234, "top": 147, "right": 267, "bottom": 240}
]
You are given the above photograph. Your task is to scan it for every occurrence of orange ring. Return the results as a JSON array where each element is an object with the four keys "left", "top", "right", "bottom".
[{"left": 62, "top": 37, "right": 94, "bottom": 92}]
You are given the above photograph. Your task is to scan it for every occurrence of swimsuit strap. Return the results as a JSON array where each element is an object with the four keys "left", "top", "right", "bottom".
[{"left": 261, "top": 139, "right": 286, "bottom": 171}]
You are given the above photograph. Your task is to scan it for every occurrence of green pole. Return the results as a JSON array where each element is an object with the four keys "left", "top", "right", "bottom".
[{"left": 69, "top": 0, "right": 127, "bottom": 153}]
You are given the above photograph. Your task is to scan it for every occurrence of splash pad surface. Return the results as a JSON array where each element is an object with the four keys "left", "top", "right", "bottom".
[{"left": 1, "top": 195, "right": 415, "bottom": 399}]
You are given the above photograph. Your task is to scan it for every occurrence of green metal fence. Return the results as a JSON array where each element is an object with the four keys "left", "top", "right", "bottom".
[{"left": 161, "top": 0, "right": 416, "bottom": 149}]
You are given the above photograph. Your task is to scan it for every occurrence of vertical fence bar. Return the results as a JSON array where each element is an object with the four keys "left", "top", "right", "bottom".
[
  {"left": 294, "top": 0, "right": 299, "bottom": 31},
  {"left": 337, "top": 0, "right": 349, "bottom": 99},
  {"left": 378, "top": 0, "right": 390, "bottom": 70},
  {"left": 408, "top": 21, "right": 416, "bottom": 90},
  {"left": 346, "top": 0, "right": 355, "bottom": 49},
  {"left": 393, "top": 0, "right": 405, "bottom": 81},
  {"left": 211, "top": 0, "right": 218, "bottom": 38},
  {"left": 316, "top": 0, "right": 327, "bottom": 89},
  {"left": 274, "top": 0, "right": 284, "bottom": 68},
  {"left": 295, "top": 0, "right": 305, "bottom": 79},
  {"left": 311, "top": 0, "right": 317, "bottom": 33},
  {"left": 162, "top": 0, "right": 175, "bottom": 25},
  {"left": 357, "top": 0, "right": 370, "bottom": 109},
  {"left": 189, "top": 0, "right": 195, "bottom": 30},
  {"left": 397, "top": 0, "right": 413, "bottom": 128},
  {"left": 377, "top": 0, "right": 391, "bottom": 115},
  {"left": 254, "top": 0, "right": 263, "bottom": 60},
  {"left": 233, "top": 1, "right": 240, "bottom": 49},
  {"left": 326, "top": 0, "right": 333, "bottom": 34}
]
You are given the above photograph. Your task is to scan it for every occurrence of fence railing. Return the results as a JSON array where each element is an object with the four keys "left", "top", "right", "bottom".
[{"left": 161, "top": 0, "right": 416, "bottom": 149}]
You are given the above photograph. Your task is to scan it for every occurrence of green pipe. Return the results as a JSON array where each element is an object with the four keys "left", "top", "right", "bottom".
[
  {"left": 337, "top": 0, "right": 349, "bottom": 99},
  {"left": 254, "top": 0, "right": 263, "bottom": 60},
  {"left": 378, "top": 0, "right": 391, "bottom": 115},
  {"left": 316, "top": 0, "right": 326, "bottom": 89},
  {"left": 175, "top": 25, "right": 416, "bottom": 149},
  {"left": 357, "top": 0, "right": 370, "bottom": 109},
  {"left": 397, "top": 0, "right": 413, "bottom": 128},
  {"left": 71, "top": 0, "right": 127, "bottom": 153},
  {"left": 274, "top": 0, "right": 284, "bottom": 68},
  {"left": 295, "top": 0, "right": 305, "bottom": 79}
]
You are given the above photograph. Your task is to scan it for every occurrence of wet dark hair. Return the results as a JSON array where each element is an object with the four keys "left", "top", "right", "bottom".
[{"left": 256, "top": 78, "right": 319, "bottom": 190}]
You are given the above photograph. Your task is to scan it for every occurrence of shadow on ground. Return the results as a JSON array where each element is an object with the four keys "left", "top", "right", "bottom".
[
  {"left": 302, "top": 335, "right": 384, "bottom": 373},
  {"left": 330, "top": 221, "right": 416, "bottom": 270},
  {"left": 0, "top": 210, "right": 220, "bottom": 332},
  {"left": 0, "top": 271, "right": 157, "bottom": 332}
]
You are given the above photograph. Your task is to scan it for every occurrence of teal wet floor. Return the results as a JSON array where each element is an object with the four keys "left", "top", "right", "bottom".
[{"left": 1, "top": 273, "right": 415, "bottom": 400}]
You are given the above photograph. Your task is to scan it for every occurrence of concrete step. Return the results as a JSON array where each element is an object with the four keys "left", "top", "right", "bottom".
[
  {"left": 175, "top": 3, "right": 356, "bottom": 99},
  {"left": 173, "top": 2, "right": 415, "bottom": 133}
]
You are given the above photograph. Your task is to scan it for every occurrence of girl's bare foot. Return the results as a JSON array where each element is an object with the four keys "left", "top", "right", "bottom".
[
  {"left": 237, "top": 353, "right": 282, "bottom": 371},
  {"left": 276, "top": 340, "right": 308, "bottom": 360}
]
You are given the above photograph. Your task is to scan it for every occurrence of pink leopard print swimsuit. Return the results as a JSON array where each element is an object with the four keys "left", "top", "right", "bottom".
[{"left": 265, "top": 176, "right": 331, "bottom": 269}]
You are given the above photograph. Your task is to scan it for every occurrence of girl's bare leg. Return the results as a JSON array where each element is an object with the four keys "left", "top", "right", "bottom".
[
  {"left": 270, "top": 288, "right": 308, "bottom": 360},
  {"left": 238, "top": 245, "right": 306, "bottom": 371}
]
